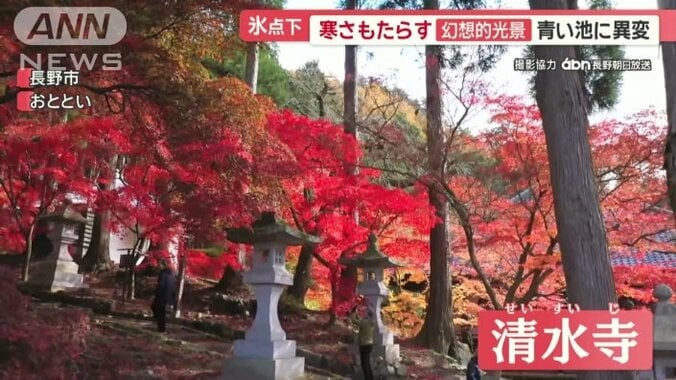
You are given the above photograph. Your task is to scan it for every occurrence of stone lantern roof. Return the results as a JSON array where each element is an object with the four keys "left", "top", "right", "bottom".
[
  {"left": 339, "top": 233, "right": 402, "bottom": 268},
  {"left": 41, "top": 205, "right": 87, "bottom": 224},
  {"left": 226, "top": 211, "right": 322, "bottom": 246}
]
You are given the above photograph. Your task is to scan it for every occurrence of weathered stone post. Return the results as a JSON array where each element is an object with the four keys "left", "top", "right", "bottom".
[
  {"left": 27, "top": 205, "right": 87, "bottom": 292},
  {"left": 340, "top": 233, "right": 402, "bottom": 376},
  {"left": 652, "top": 284, "right": 676, "bottom": 380},
  {"left": 221, "top": 212, "right": 321, "bottom": 380}
]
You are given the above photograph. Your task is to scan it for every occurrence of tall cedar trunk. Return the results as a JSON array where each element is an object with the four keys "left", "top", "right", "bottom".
[
  {"left": 174, "top": 254, "right": 186, "bottom": 318},
  {"left": 288, "top": 244, "right": 315, "bottom": 302},
  {"left": 343, "top": 0, "right": 359, "bottom": 189},
  {"left": 529, "top": 1, "right": 629, "bottom": 379},
  {"left": 343, "top": 0, "right": 358, "bottom": 137},
  {"left": 332, "top": 0, "right": 359, "bottom": 328},
  {"left": 21, "top": 224, "right": 36, "bottom": 282},
  {"left": 415, "top": 3, "right": 456, "bottom": 353},
  {"left": 659, "top": 0, "right": 676, "bottom": 217},
  {"left": 245, "top": 42, "right": 259, "bottom": 94}
]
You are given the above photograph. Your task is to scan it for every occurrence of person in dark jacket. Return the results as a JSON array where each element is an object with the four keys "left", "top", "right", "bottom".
[
  {"left": 467, "top": 338, "right": 480, "bottom": 380},
  {"left": 151, "top": 260, "right": 176, "bottom": 333},
  {"left": 466, "top": 355, "right": 481, "bottom": 380},
  {"left": 350, "top": 306, "right": 375, "bottom": 380}
]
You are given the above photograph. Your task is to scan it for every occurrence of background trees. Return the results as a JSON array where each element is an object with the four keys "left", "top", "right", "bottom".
[{"left": 452, "top": 99, "right": 673, "bottom": 309}]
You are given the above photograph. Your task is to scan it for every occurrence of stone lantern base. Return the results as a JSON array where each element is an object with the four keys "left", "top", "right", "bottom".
[
  {"left": 221, "top": 340, "right": 305, "bottom": 380},
  {"left": 220, "top": 357, "right": 304, "bottom": 380},
  {"left": 27, "top": 259, "right": 84, "bottom": 292},
  {"left": 350, "top": 335, "right": 402, "bottom": 378},
  {"left": 374, "top": 343, "right": 400, "bottom": 367}
]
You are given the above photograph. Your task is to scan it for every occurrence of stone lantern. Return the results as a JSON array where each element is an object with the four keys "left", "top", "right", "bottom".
[
  {"left": 27, "top": 205, "right": 87, "bottom": 292},
  {"left": 340, "top": 233, "right": 402, "bottom": 371},
  {"left": 221, "top": 212, "right": 321, "bottom": 380}
]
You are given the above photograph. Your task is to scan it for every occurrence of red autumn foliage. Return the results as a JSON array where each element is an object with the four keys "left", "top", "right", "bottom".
[
  {"left": 613, "top": 265, "right": 676, "bottom": 304},
  {"left": 0, "top": 117, "right": 125, "bottom": 254},
  {"left": 90, "top": 77, "right": 281, "bottom": 275},
  {"left": 450, "top": 96, "right": 674, "bottom": 308},
  {"left": 267, "top": 110, "right": 436, "bottom": 314},
  {"left": 0, "top": 268, "right": 90, "bottom": 379},
  {"left": 185, "top": 247, "right": 242, "bottom": 280}
]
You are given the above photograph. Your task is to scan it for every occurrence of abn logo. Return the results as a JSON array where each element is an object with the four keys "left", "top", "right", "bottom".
[{"left": 14, "top": 7, "right": 127, "bottom": 46}]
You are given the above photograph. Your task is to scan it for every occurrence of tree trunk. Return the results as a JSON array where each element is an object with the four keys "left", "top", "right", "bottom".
[
  {"left": 316, "top": 80, "right": 329, "bottom": 118},
  {"left": 245, "top": 42, "right": 259, "bottom": 94},
  {"left": 93, "top": 155, "right": 119, "bottom": 272},
  {"left": 125, "top": 237, "right": 145, "bottom": 300},
  {"left": 81, "top": 212, "right": 112, "bottom": 272},
  {"left": 21, "top": 223, "right": 36, "bottom": 282},
  {"left": 415, "top": 1, "right": 456, "bottom": 354},
  {"left": 126, "top": 263, "right": 136, "bottom": 300},
  {"left": 417, "top": 189, "right": 455, "bottom": 354},
  {"left": 95, "top": 210, "right": 113, "bottom": 270},
  {"left": 444, "top": 185, "right": 502, "bottom": 309},
  {"left": 529, "top": 0, "right": 619, "bottom": 309},
  {"left": 325, "top": 263, "right": 357, "bottom": 327},
  {"left": 529, "top": 1, "right": 630, "bottom": 379},
  {"left": 340, "top": 0, "right": 360, "bottom": 319},
  {"left": 659, "top": 0, "right": 676, "bottom": 217},
  {"left": 343, "top": 0, "right": 360, "bottom": 224},
  {"left": 343, "top": 0, "right": 358, "bottom": 137},
  {"left": 76, "top": 207, "right": 95, "bottom": 269},
  {"left": 326, "top": 267, "right": 340, "bottom": 327},
  {"left": 174, "top": 254, "right": 186, "bottom": 318},
  {"left": 288, "top": 244, "right": 315, "bottom": 303}
]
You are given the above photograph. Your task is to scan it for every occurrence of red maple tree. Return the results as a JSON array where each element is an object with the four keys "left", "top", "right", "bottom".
[
  {"left": 0, "top": 116, "right": 127, "bottom": 279},
  {"left": 267, "top": 110, "right": 436, "bottom": 317},
  {"left": 451, "top": 96, "right": 675, "bottom": 311}
]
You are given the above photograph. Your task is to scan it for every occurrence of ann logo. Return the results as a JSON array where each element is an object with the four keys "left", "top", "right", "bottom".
[
  {"left": 14, "top": 7, "right": 127, "bottom": 46},
  {"left": 28, "top": 13, "right": 110, "bottom": 40}
]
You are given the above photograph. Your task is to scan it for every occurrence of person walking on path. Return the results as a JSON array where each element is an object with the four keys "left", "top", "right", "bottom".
[
  {"left": 350, "top": 306, "right": 375, "bottom": 380},
  {"left": 466, "top": 330, "right": 481, "bottom": 380},
  {"left": 151, "top": 260, "right": 176, "bottom": 333},
  {"left": 466, "top": 354, "right": 481, "bottom": 380}
]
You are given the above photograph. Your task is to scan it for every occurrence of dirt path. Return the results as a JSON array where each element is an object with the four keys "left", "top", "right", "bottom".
[
  {"left": 36, "top": 303, "right": 345, "bottom": 379},
  {"left": 32, "top": 297, "right": 469, "bottom": 379}
]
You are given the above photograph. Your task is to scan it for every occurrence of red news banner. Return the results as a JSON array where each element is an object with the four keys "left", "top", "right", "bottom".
[
  {"left": 239, "top": 9, "right": 676, "bottom": 45},
  {"left": 478, "top": 309, "right": 653, "bottom": 371}
]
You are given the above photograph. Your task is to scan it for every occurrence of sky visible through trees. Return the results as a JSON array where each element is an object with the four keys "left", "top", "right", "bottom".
[{"left": 277, "top": 0, "right": 666, "bottom": 129}]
